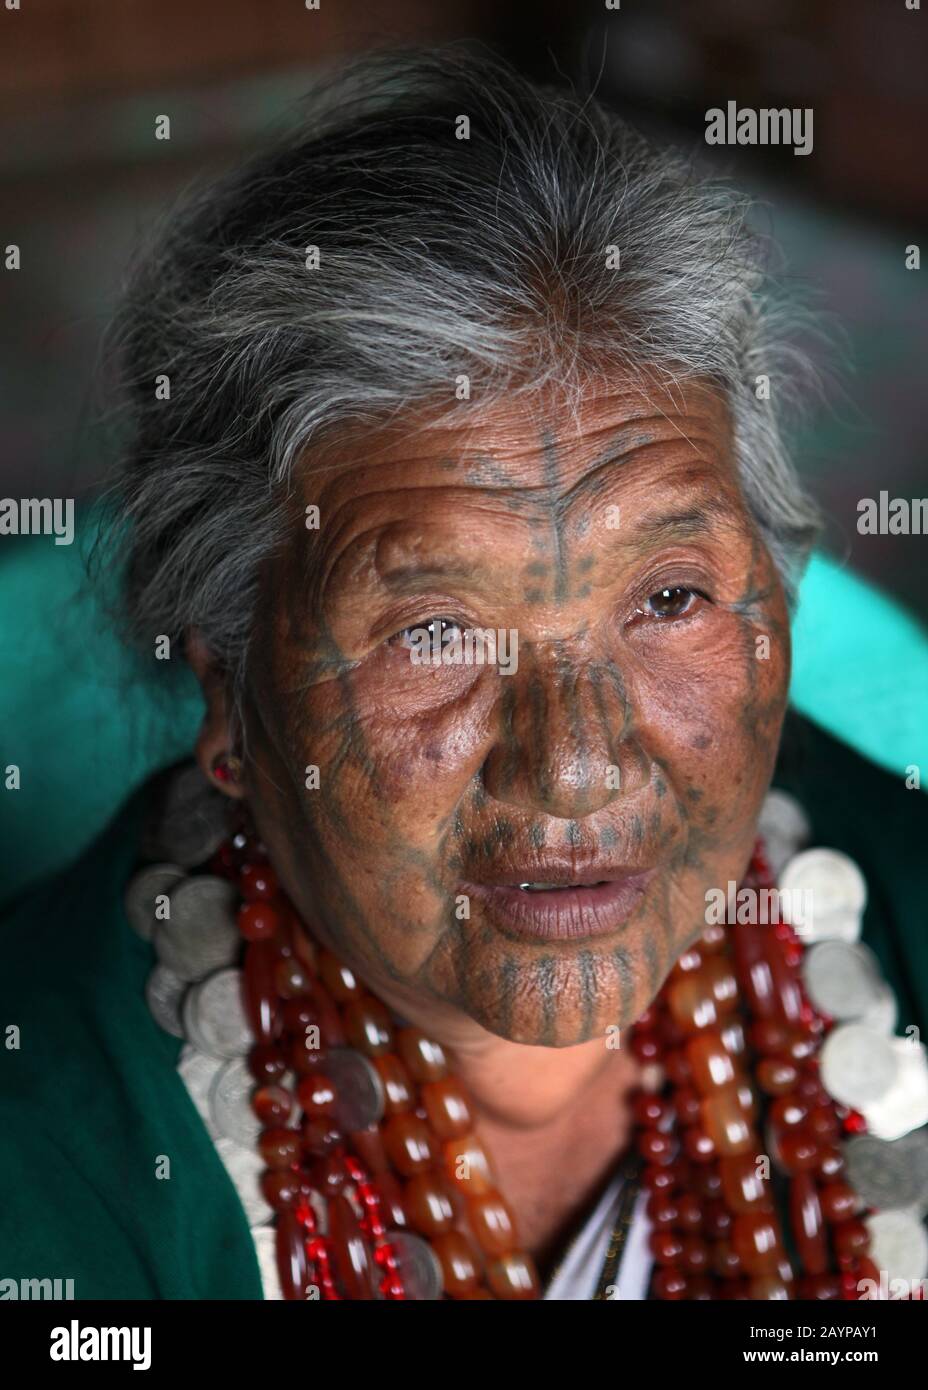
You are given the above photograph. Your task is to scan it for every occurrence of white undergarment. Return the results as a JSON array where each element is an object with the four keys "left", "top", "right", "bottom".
[{"left": 544, "top": 1175, "right": 653, "bottom": 1301}]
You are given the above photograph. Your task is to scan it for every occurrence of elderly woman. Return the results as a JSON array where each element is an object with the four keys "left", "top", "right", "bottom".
[{"left": 2, "top": 47, "right": 927, "bottom": 1305}]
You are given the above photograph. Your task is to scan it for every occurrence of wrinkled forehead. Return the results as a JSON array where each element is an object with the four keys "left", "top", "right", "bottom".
[{"left": 291, "top": 377, "right": 740, "bottom": 532}]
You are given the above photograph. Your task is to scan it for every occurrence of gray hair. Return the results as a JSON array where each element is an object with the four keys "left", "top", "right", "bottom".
[{"left": 104, "top": 44, "right": 821, "bottom": 693}]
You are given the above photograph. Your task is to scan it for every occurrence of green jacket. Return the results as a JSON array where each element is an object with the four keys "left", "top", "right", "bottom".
[{"left": 1, "top": 713, "right": 926, "bottom": 1300}]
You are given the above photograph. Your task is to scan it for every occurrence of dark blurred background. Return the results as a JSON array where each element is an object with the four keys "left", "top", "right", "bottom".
[{"left": 1, "top": 0, "right": 925, "bottom": 617}]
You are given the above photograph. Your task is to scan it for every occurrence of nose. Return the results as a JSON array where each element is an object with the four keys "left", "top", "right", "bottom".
[{"left": 481, "top": 644, "right": 650, "bottom": 819}]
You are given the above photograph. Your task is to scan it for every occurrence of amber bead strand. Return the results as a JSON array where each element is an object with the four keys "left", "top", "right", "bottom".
[{"left": 628, "top": 842, "right": 874, "bottom": 1300}]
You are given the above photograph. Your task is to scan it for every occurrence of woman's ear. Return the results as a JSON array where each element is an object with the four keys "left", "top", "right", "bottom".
[{"left": 185, "top": 630, "right": 246, "bottom": 799}]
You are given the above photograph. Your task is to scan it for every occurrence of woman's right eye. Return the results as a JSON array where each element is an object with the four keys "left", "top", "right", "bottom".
[{"left": 389, "top": 617, "right": 464, "bottom": 656}]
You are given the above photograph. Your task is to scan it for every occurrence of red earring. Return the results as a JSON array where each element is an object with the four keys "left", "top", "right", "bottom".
[{"left": 211, "top": 752, "right": 243, "bottom": 785}]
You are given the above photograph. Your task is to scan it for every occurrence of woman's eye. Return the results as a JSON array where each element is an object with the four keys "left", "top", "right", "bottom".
[
  {"left": 640, "top": 586, "right": 701, "bottom": 620},
  {"left": 389, "top": 617, "right": 464, "bottom": 656}
]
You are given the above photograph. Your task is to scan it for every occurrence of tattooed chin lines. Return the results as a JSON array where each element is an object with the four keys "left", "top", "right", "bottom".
[{"left": 415, "top": 884, "right": 687, "bottom": 1048}]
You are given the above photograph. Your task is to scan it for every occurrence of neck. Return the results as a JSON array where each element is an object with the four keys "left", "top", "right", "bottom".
[{"left": 443, "top": 1026, "right": 638, "bottom": 1131}]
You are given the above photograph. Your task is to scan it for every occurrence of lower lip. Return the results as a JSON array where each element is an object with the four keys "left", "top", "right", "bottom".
[{"left": 463, "top": 873, "right": 655, "bottom": 942}]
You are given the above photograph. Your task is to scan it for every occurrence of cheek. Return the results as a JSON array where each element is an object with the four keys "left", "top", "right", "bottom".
[
  {"left": 244, "top": 678, "right": 472, "bottom": 980},
  {"left": 329, "top": 667, "right": 500, "bottom": 821},
  {"left": 627, "top": 609, "right": 789, "bottom": 818}
]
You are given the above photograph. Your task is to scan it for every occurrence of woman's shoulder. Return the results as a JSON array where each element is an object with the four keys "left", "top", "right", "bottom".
[{"left": 0, "top": 798, "right": 262, "bottom": 1300}]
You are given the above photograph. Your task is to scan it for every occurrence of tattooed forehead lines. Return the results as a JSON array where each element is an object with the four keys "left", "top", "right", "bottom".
[{"left": 300, "top": 466, "right": 752, "bottom": 616}]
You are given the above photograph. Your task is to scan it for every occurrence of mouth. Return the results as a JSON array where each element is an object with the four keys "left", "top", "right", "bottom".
[{"left": 461, "top": 866, "right": 656, "bottom": 942}]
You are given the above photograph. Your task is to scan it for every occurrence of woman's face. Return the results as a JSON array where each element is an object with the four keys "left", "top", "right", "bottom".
[{"left": 236, "top": 376, "right": 791, "bottom": 1047}]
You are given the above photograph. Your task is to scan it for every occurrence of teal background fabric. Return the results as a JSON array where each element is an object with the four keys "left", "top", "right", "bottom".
[
  {"left": 1, "top": 522, "right": 926, "bottom": 910},
  {"left": 1, "top": 523, "right": 202, "bottom": 908},
  {"left": 789, "top": 551, "right": 928, "bottom": 786}
]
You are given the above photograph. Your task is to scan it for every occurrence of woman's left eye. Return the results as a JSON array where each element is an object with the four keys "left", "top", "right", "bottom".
[{"left": 640, "top": 586, "right": 703, "bottom": 620}]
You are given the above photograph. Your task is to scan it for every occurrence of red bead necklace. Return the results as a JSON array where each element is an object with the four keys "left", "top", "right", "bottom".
[{"left": 220, "top": 834, "right": 540, "bottom": 1299}]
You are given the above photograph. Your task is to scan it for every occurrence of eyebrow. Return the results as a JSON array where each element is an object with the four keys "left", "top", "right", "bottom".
[
  {"left": 631, "top": 498, "right": 741, "bottom": 543},
  {"left": 376, "top": 558, "right": 481, "bottom": 592}
]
